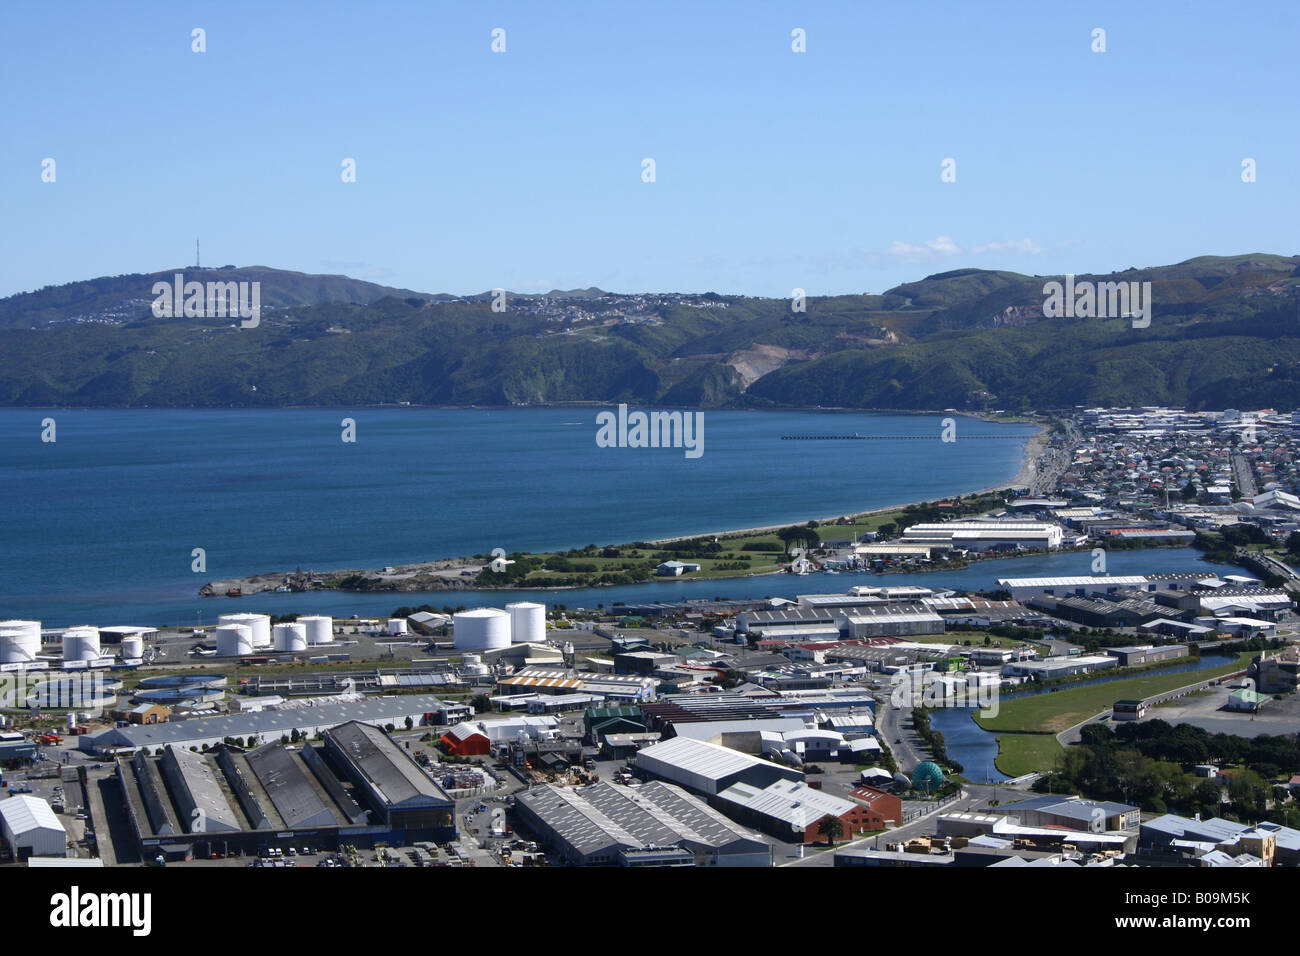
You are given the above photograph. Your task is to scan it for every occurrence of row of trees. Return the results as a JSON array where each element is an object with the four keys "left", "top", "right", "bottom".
[{"left": 1039, "top": 719, "right": 1300, "bottom": 824}]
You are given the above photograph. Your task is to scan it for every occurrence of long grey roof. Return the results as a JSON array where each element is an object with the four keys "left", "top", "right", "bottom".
[
  {"left": 517, "top": 781, "right": 762, "bottom": 857},
  {"left": 246, "top": 744, "right": 339, "bottom": 828},
  {"left": 88, "top": 694, "right": 452, "bottom": 749},
  {"left": 324, "top": 721, "right": 451, "bottom": 808},
  {"left": 163, "top": 746, "right": 242, "bottom": 833}
]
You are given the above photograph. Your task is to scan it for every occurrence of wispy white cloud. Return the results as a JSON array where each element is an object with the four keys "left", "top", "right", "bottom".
[
  {"left": 970, "top": 238, "right": 1044, "bottom": 255},
  {"left": 886, "top": 235, "right": 962, "bottom": 261}
]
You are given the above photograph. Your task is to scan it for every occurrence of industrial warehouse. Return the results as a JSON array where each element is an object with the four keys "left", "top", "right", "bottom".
[
  {"left": 513, "top": 781, "right": 772, "bottom": 866},
  {"left": 79, "top": 694, "right": 458, "bottom": 754},
  {"left": 118, "top": 720, "right": 455, "bottom": 859}
]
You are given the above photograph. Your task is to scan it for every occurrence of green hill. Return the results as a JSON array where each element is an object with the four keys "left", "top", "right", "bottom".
[{"left": 1, "top": 255, "right": 1297, "bottom": 409}]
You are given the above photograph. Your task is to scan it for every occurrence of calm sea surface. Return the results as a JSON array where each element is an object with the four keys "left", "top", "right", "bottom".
[{"left": 0, "top": 408, "right": 1229, "bottom": 625}]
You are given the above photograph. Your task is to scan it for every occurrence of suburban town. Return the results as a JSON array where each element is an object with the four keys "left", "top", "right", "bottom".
[{"left": 2, "top": 405, "right": 1298, "bottom": 873}]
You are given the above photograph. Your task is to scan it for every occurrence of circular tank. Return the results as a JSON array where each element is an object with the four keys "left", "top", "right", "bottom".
[
  {"left": 216, "top": 623, "right": 253, "bottom": 657},
  {"left": 299, "top": 615, "right": 333, "bottom": 645},
  {"left": 62, "top": 626, "right": 101, "bottom": 663},
  {"left": 26, "top": 674, "right": 118, "bottom": 710},
  {"left": 273, "top": 622, "right": 307, "bottom": 652},
  {"left": 506, "top": 602, "right": 546, "bottom": 644},
  {"left": 386, "top": 618, "right": 408, "bottom": 636},
  {"left": 0, "top": 620, "right": 41, "bottom": 664},
  {"left": 120, "top": 635, "right": 144, "bottom": 659},
  {"left": 219, "top": 613, "right": 271, "bottom": 648},
  {"left": 453, "top": 608, "right": 511, "bottom": 651}
]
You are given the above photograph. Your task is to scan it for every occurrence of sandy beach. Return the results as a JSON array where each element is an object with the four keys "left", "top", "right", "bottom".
[{"left": 647, "top": 422, "right": 1050, "bottom": 545}]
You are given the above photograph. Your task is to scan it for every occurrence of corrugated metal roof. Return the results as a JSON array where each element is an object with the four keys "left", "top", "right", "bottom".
[
  {"left": 324, "top": 721, "right": 451, "bottom": 809},
  {"left": 0, "top": 795, "right": 64, "bottom": 836},
  {"left": 636, "top": 736, "right": 766, "bottom": 782},
  {"left": 716, "top": 778, "right": 856, "bottom": 827}
]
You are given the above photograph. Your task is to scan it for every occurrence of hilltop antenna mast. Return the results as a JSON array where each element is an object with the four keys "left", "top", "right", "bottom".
[{"left": 195, "top": 239, "right": 200, "bottom": 269}]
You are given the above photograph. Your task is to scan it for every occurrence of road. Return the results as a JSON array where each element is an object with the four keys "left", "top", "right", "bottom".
[
  {"left": 1028, "top": 420, "right": 1078, "bottom": 497},
  {"left": 874, "top": 697, "right": 925, "bottom": 773},
  {"left": 1232, "top": 452, "right": 1258, "bottom": 499}
]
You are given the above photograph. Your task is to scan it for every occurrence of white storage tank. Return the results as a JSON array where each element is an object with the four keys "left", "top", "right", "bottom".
[
  {"left": 460, "top": 653, "right": 490, "bottom": 677},
  {"left": 120, "top": 635, "right": 144, "bottom": 659},
  {"left": 216, "top": 623, "right": 253, "bottom": 657},
  {"left": 453, "top": 608, "right": 511, "bottom": 651},
  {"left": 219, "top": 613, "right": 271, "bottom": 648},
  {"left": 386, "top": 618, "right": 408, "bottom": 636},
  {"left": 62, "top": 626, "right": 101, "bottom": 664},
  {"left": 506, "top": 602, "right": 546, "bottom": 644},
  {"left": 299, "top": 615, "right": 334, "bottom": 645},
  {"left": 0, "top": 620, "right": 41, "bottom": 664},
  {"left": 272, "top": 622, "right": 307, "bottom": 652}
]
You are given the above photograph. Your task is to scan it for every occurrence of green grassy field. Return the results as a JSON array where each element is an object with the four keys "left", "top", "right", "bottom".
[
  {"left": 974, "top": 653, "right": 1252, "bottom": 735},
  {"left": 993, "top": 734, "right": 1064, "bottom": 777}
]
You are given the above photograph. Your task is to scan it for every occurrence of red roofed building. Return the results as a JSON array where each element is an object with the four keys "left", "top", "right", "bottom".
[
  {"left": 439, "top": 721, "right": 490, "bottom": 756},
  {"left": 847, "top": 785, "right": 905, "bottom": 829}
]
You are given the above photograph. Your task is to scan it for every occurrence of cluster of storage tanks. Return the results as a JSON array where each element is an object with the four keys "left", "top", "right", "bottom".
[
  {"left": 216, "top": 613, "right": 334, "bottom": 656},
  {"left": 0, "top": 620, "right": 152, "bottom": 666},
  {"left": 452, "top": 602, "right": 546, "bottom": 650}
]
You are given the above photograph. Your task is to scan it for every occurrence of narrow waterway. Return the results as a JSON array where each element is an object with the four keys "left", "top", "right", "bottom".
[{"left": 925, "top": 653, "right": 1235, "bottom": 782}]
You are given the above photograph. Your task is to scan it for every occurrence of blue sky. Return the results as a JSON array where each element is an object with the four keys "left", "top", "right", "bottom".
[{"left": 2, "top": 1, "right": 1296, "bottom": 299}]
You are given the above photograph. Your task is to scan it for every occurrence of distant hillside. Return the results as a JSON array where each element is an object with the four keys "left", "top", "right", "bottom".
[
  {"left": 0, "top": 255, "right": 1297, "bottom": 410},
  {"left": 0, "top": 266, "right": 445, "bottom": 331}
]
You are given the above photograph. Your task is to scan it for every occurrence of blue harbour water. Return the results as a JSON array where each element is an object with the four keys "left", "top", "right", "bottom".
[{"left": 0, "top": 408, "right": 1234, "bottom": 625}]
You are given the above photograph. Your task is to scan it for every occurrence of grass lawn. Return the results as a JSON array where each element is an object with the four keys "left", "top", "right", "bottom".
[
  {"left": 994, "top": 734, "right": 1064, "bottom": 777},
  {"left": 974, "top": 653, "right": 1252, "bottom": 735}
]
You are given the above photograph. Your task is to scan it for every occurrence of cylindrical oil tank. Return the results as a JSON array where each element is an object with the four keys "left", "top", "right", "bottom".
[
  {"left": 219, "top": 613, "right": 271, "bottom": 648},
  {"left": 0, "top": 620, "right": 41, "bottom": 664},
  {"left": 386, "top": 618, "right": 408, "bottom": 636},
  {"left": 506, "top": 602, "right": 546, "bottom": 644},
  {"left": 273, "top": 622, "right": 307, "bottom": 652},
  {"left": 299, "top": 615, "right": 333, "bottom": 645},
  {"left": 453, "top": 608, "right": 510, "bottom": 651},
  {"left": 62, "top": 626, "right": 101, "bottom": 663},
  {"left": 120, "top": 635, "right": 144, "bottom": 659},
  {"left": 216, "top": 623, "right": 253, "bottom": 657}
]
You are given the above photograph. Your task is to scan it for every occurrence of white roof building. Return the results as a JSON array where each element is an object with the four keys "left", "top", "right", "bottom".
[
  {"left": 635, "top": 736, "right": 803, "bottom": 796},
  {"left": 715, "top": 778, "right": 859, "bottom": 832},
  {"left": 0, "top": 795, "right": 66, "bottom": 859}
]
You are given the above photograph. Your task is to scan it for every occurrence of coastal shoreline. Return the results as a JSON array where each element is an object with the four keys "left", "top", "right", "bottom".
[
  {"left": 203, "top": 423, "right": 1051, "bottom": 597},
  {"left": 647, "top": 423, "right": 1048, "bottom": 545}
]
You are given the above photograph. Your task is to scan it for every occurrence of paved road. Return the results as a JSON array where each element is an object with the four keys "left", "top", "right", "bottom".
[
  {"left": 1028, "top": 421, "right": 1078, "bottom": 497},
  {"left": 874, "top": 698, "right": 925, "bottom": 773},
  {"left": 1232, "top": 452, "right": 1258, "bottom": 499}
]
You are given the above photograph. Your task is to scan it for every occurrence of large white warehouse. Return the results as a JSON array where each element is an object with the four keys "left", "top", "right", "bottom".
[
  {"left": 506, "top": 602, "right": 546, "bottom": 644},
  {"left": 902, "top": 521, "right": 1063, "bottom": 552},
  {"left": 0, "top": 795, "right": 66, "bottom": 859},
  {"left": 453, "top": 608, "right": 511, "bottom": 651}
]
